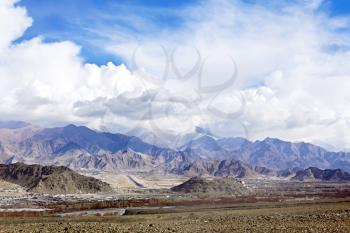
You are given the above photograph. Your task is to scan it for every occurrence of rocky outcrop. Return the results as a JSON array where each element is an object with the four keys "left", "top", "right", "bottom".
[
  {"left": 171, "top": 176, "right": 247, "bottom": 194},
  {"left": 0, "top": 163, "right": 112, "bottom": 194}
]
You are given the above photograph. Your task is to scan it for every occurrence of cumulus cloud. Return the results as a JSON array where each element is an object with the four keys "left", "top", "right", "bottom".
[
  {"left": 0, "top": 1, "right": 136, "bottom": 127},
  {"left": 1, "top": 0, "right": 350, "bottom": 150},
  {"left": 0, "top": 0, "right": 32, "bottom": 49},
  {"left": 104, "top": 0, "right": 350, "bottom": 150}
]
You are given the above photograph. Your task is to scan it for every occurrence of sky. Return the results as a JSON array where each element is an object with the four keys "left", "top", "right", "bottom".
[
  {"left": 16, "top": 0, "right": 350, "bottom": 65},
  {"left": 1, "top": 0, "right": 350, "bottom": 150}
]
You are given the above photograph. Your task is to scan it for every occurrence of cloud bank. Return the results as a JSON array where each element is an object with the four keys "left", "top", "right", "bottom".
[{"left": 1, "top": 0, "right": 350, "bottom": 150}]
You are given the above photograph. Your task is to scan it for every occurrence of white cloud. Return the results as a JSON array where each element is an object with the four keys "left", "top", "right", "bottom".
[
  {"left": 1, "top": 0, "right": 350, "bottom": 150},
  {"left": 0, "top": 2, "right": 142, "bottom": 127},
  {"left": 0, "top": 0, "right": 32, "bottom": 49},
  {"left": 103, "top": 0, "right": 350, "bottom": 149}
]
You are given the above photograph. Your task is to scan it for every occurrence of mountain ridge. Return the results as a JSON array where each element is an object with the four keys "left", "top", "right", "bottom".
[
  {"left": 0, "top": 122, "right": 349, "bottom": 176},
  {"left": 292, "top": 167, "right": 350, "bottom": 181},
  {"left": 180, "top": 134, "right": 350, "bottom": 171}
]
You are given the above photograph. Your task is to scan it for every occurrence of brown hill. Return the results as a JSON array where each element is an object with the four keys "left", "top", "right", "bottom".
[
  {"left": 0, "top": 163, "right": 112, "bottom": 194},
  {"left": 171, "top": 176, "right": 247, "bottom": 194}
]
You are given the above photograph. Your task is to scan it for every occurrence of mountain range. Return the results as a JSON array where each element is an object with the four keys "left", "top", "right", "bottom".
[
  {"left": 0, "top": 121, "right": 350, "bottom": 180},
  {"left": 181, "top": 134, "right": 350, "bottom": 171},
  {"left": 292, "top": 167, "right": 350, "bottom": 181}
]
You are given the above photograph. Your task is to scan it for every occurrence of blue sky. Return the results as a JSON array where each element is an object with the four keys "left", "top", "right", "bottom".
[
  {"left": 328, "top": 0, "right": 350, "bottom": 15},
  {"left": 17, "top": 0, "right": 350, "bottom": 66},
  {"left": 18, "top": 0, "right": 198, "bottom": 65}
]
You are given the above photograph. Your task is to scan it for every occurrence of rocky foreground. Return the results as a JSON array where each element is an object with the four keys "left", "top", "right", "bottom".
[{"left": 0, "top": 201, "right": 349, "bottom": 233}]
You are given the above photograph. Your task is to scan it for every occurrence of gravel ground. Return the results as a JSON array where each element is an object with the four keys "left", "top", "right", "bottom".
[{"left": 0, "top": 201, "right": 350, "bottom": 233}]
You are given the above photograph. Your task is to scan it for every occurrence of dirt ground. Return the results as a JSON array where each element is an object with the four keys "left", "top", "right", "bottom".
[
  {"left": 0, "top": 200, "right": 349, "bottom": 233},
  {"left": 80, "top": 170, "right": 187, "bottom": 190}
]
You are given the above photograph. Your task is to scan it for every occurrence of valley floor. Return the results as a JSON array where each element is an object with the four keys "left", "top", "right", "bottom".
[
  {"left": 0, "top": 179, "right": 349, "bottom": 232},
  {"left": 0, "top": 200, "right": 349, "bottom": 233}
]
